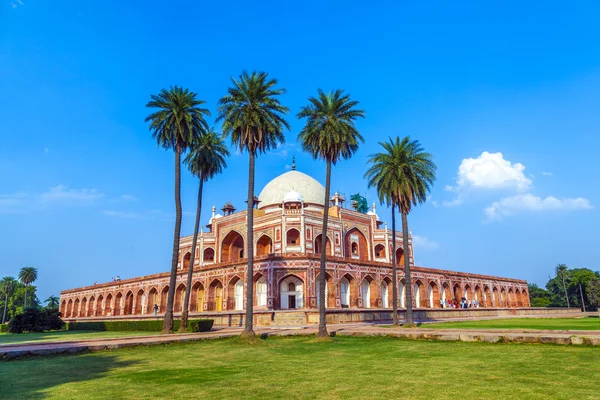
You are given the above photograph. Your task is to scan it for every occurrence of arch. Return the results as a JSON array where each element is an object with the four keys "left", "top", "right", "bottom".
[
  {"left": 191, "top": 281, "right": 205, "bottom": 312},
  {"left": 464, "top": 284, "right": 473, "bottom": 301},
  {"left": 228, "top": 276, "right": 244, "bottom": 311},
  {"left": 174, "top": 283, "right": 186, "bottom": 312},
  {"left": 483, "top": 286, "right": 492, "bottom": 307},
  {"left": 453, "top": 283, "right": 462, "bottom": 301},
  {"left": 80, "top": 297, "right": 87, "bottom": 317},
  {"left": 60, "top": 300, "right": 66, "bottom": 316},
  {"left": 183, "top": 252, "right": 191, "bottom": 270},
  {"left": 441, "top": 282, "right": 451, "bottom": 305},
  {"left": 508, "top": 288, "right": 515, "bottom": 308},
  {"left": 399, "top": 279, "right": 406, "bottom": 308},
  {"left": 104, "top": 293, "right": 113, "bottom": 316},
  {"left": 208, "top": 279, "right": 223, "bottom": 311},
  {"left": 428, "top": 282, "right": 441, "bottom": 308},
  {"left": 160, "top": 286, "right": 169, "bottom": 313},
  {"left": 256, "top": 234, "right": 273, "bottom": 257},
  {"left": 114, "top": 293, "right": 123, "bottom": 316},
  {"left": 381, "top": 277, "right": 393, "bottom": 308},
  {"left": 515, "top": 289, "right": 523, "bottom": 307},
  {"left": 316, "top": 272, "right": 335, "bottom": 308},
  {"left": 279, "top": 275, "right": 304, "bottom": 309},
  {"left": 314, "top": 234, "right": 332, "bottom": 256},
  {"left": 254, "top": 274, "right": 267, "bottom": 308},
  {"left": 339, "top": 273, "right": 358, "bottom": 308},
  {"left": 500, "top": 288, "right": 507, "bottom": 307},
  {"left": 474, "top": 285, "right": 483, "bottom": 305},
  {"left": 521, "top": 289, "right": 530, "bottom": 307},
  {"left": 360, "top": 275, "right": 377, "bottom": 308},
  {"left": 395, "top": 247, "right": 405, "bottom": 266},
  {"left": 87, "top": 296, "right": 95, "bottom": 317},
  {"left": 414, "top": 280, "right": 427, "bottom": 308},
  {"left": 134, "top": 289, "right": 144, "bottom": 314},
  {"left": 345, "top": 227, "right": 368, "bottom": 261},
  {"left": 73, "top": 298, "right": 80, "bottom": 317},
  {"left": 124, "top": 291, "right": 134, "bottom": 315},
  {"left": 203, "top": 247, "right": 215, "bottom": 263},
  {"left": 146, "top": 287, "right": 159, "bottom": 314},
  {"left": 492, "top": 287, "right": 500, "bottom": 307},
  {"left": 221, "top": 230, "right": 244, "bottom": 262},
  {"left": 95, "top": 295, "right": 104, "bottom": 316},
  {"left": 374, "top": 244, "right": 386, "bottom": 259},
  {"left": 286, "top": 228, "right": 300, "bottom": 246},
  {"left": 66, "top": 299, "right": 73, "bottom": 318}
]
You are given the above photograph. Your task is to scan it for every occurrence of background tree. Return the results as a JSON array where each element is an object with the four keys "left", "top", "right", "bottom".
[
  {"left": 365, "top": 137, "right": 409, "bottom": 326},
  {"left": 218, "top": 71, "right": 289, "bottom": 338},
  {"left": 18, "top": 267, "right": 38, "bottom": 308},
  {"left": 179, "top": 128, "right": 229, "bottom": 332},
  {"left": 45, "top": 295, "right": 60, "bottom": 311},
  {"left": 383, "top": 137, "right": 435, "bottom": 326},
  {"left": 586, "top": 277, "right": 600, "bottom": 309},
  {"left": 298, "top": 89, "right": 364, "bottom": 338},
  {"left": 570, "top": 269, "right": 597, "bottom": 312},
  {"left": 1, "top": 276, "right": 17, "bottom": 324},
  {"left": 146, "top": 86, "right": 210, "bottom": 333},
  {"left": 555, "top": 264, "right": 570, "bottom": 308},
  {"left": 527, "top": 283, "right": 551, "bottom": 307}
]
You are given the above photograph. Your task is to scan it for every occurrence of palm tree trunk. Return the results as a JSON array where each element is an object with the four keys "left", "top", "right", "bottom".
[
  {"left": 401, "top": 211, "right": 414, "bottom": 326},
  {"left": 24, "top": 285, "right": 28, "bottom": 308},
  {"left": 163, "top": 150, "right": 183, "bottom": 334},
  {"left": 179, "top": 178, "right": 204, "bottom": 332},
  {"left": 391, "top": 202, "right": 398, "bottom": 326},
  {"left": 561, "top": 275, "right": 570, "bottom": 308},
  {"left": 2, "top": 293, "right": 8, "bottom": 324},
  {"left": 317, "top": 160, "right": 332, "bottom": 338},
  {"left": 242, "top": 152, "right": 256, "bottom": 337},
  {"left": 579, "top": 283, "right": 586, "bottom": 312}
]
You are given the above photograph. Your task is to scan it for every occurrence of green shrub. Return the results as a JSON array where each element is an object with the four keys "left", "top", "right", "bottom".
[
  {"left": 0, "top": 324, "right": 8, "bottom": 333},
  {"left": 8, "top": 308, "right": 64, "bottom": 333},
  {"left": 66, "top": 319, "right": 214, "bottom": 332}
]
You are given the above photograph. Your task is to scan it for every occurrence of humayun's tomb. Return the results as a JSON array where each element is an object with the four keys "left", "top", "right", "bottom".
[{"left": 60, "top": 164, "right": 531, "bottom": 326}]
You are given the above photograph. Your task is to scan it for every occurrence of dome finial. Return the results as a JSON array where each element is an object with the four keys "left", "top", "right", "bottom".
[{"left": 291, "top": 155, "right": 296, "bottom": 170}]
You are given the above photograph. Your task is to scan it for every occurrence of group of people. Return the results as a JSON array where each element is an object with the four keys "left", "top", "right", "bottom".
[{"left": 440, "top": 298, "right": 480, "bottom": 309}]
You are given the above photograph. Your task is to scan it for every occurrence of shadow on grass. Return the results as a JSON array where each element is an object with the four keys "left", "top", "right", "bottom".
[
  {"left": 0, "top": 352, "right": 139, "bottom": 399},
  {"left": 0, "top": 331, "right": 99, "bottom": 346}
]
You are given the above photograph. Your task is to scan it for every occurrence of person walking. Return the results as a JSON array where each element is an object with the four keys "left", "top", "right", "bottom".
[{"left": 153, "top": 303, "right": 159, "bottom": 316}]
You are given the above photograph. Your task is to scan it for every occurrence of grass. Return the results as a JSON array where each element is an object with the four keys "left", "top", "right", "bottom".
[
  {"left": 0, "top": 330, "right": 161, "bottom": 346},
  {"left": 1, "top": 335, "right": 599, "bottom": 399},
  {"left": 422, "top": 317, "right": 600, "bottom": 331}
]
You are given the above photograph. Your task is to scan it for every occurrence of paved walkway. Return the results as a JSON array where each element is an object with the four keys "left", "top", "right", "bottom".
[{"left": 2, "top": 313, "right": 598, "bottom": 359}]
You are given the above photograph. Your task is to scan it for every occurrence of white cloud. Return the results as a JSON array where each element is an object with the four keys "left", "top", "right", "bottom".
[
  {"left": 485, "top": 193, "right": 593, "bottom": 221},
  {"left": 284, "top": 164, "right": 292, "bottom": 171},
  {"left": 0, "top": 192, "right": 29, "bottom": 213},
  {"left": 542, "top": 172, "right": 553, "bottom": 176},
  {"left": 41, "top": 185, "right": 104, "bottom": 205},
  {"left": 119, "top": 194, "right": 138, "bottom": 202},
  {"left": 103, "top": 210, "right": 145, "bottom": 219},
  {"left": 412, "top": 235, "right": 439, "bottom": 251},
  {"left": 447, "top": 151, "right": 532, "bottom": 193}
]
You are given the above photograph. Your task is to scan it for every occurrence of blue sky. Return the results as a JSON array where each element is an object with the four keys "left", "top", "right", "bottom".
[{"left": 1, "top": 1, "right": 599, "bottom": 301}]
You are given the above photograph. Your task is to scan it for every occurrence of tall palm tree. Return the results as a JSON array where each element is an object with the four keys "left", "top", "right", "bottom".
[
  {"left": 218, "top": 71, "right": 289, "bottom": 338},
  {"left": 1, "top": 276, "right": 17, "bottom": 324},
  {"left": 45, "top": 295, "right": 60, "bottom": 310},
  {"left": 373, "top": 137, "right": 435, "bottom": 326},
  {"left": 555, "top": 264, "right": 570, "bottom": 308},
  {"left": 145, "top": 86, "right": 210, "bottom": 333},
  {"left": 297, "top": 89, "right": 365, "bottom": 338},
  {"left": 365, "top": 137, "right": 407, "bottom": 326},
  {"left": 18, "top": 267, "right": 38, "bottom": 308},
  {"left": 179, "top": 128, "right": 229, "bottom": 332}
]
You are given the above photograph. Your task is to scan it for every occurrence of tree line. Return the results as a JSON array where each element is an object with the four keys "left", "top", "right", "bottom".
[
  {"left": 529, "top": 264, "right": 600, "bottom": 311},
  {"left": 146, "top": 71, "right": 437, "bottom": 339}
]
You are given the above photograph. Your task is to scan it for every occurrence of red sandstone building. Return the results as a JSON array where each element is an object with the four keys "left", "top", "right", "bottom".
[{"left": 60, "top": 166, "right": 530, "bottom": 323}]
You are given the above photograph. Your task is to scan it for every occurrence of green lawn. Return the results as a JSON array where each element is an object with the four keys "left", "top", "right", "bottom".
[
  {"left": 0, "top": 330, "right": 161, "bottom": 346},
  {"left": 423, "top": 317, "right": 600, "bottom": 331},
  {"left": 1, "top": 336, "right": 599, "bottom": 399}
]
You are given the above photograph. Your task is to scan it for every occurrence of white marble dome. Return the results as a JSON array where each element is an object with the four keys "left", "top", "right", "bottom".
[
  {"left": 258, "top": 170, "right": 325, "bottom": 208},
  {"left": 283, "top": 189, "right": 304, "bottom": 203}
]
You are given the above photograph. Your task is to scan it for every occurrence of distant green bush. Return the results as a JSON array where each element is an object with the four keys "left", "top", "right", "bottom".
[
  {"left": 7, "top": 308, "right": 64, "bottom": 333},
  {"left": 66, "top": 319, "right": 214, "bottom": 332},
  {"left": 0, "top": 324, "right": 8, "bottom": 332}
]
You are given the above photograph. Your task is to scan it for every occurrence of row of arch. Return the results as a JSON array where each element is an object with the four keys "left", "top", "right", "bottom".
[
  {"left": 61, "top": 274, "right": 528, "bottom": 318},
  {"left": 182, "top": 228, "right": 405, "bottom": 268}
]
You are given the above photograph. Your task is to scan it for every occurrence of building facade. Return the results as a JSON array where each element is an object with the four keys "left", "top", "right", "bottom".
[{"left": 60, "top": 167, "right": 530, "bottom": 319}]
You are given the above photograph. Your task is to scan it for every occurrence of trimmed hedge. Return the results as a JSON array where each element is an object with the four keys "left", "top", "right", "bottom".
[
  {"left": 0, "top": 324, "right": 8, "bottom": 333},
  {"left": 66, "top": 319, "right": 213, "bottom": 333}
]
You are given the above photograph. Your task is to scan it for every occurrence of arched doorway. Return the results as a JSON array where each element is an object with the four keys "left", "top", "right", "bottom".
[
  {"left": 316, "top": 273, "right": 335, "bottom": 308},
  {"left": 113, "top": 293, "right": 122, "bottom": 316},
  {"left": 339, "top": 274, "right": 356, "bottom": 308},
  {"left": 60, "top": 300, "right": 66, "bottom": 316},
  {"left": 508, "top": 288, "right": 515, "bottom": 307},
  {"left": 104, "top": 294, "right": 113, "bottom": 316},
  {"left": 221, "top": 231, "right": 244, "bottom": 262},
  {"left": 414, "top": 280, "right": 427, "bottom": 308},
  {"left": 314, "top": 234, "right": 332, "bottom": 256},
  {"left": 500, "top": 288, "right": 507, "bottom": 307},
  {"left": 382, "top": 278, "right": 392, "bottom": 308},
  {"left": 95, "top": 295, "right": 103, "bottom": 316},
  {"left": 345, "top": 228, "right": 368, "bottom": 261},
  {"left": 255, "top": 275, "right": 267, "bottom": 307},
  {"left": 80, "top": 298, "right": 87, "bottom": 317},
  {"left": 66, "top": 299, "right": 73, "bottom": 318},
  {"left": 203, "top": 248, "right": 215, "bottom": 263},
  {"left": 484, "top": 286, "right": 492, "bottom": 307},
  {"left": 160, "top": 286, "right": 169, "bottom": 313},
  {"left": 442, "top": 282, "right": 451, "bottom": 305},
  {"left": 453, "top": 284, "right": 462, "bottom": 302},
  {"left": 174, "top": 284, "right": 186, "bottom": 312},
  {"left": 124, "top": 291, "right": 134, "bottom": 315},
  {"left": 361, "top": 276, "right": 376, "bottom": 308},
  {"left": 146, "top": 288, "right": 158, "bottom": 314},
  {"left": 191, "top": 282, "right": 205, "bottom": 312},
  {"left": 286, "top": 228, "right": 300, "bottom": 246},
  {"left": 429, "top": 282, "right": 441, "bottom": 308},
  {"left": 374, "top": 244, "right": 386, "bottom": 259},
  {"left": 73, "top": 298, "right": 80, "bottom": 317},
  {"left": 464, "top": 285, "right": 473, "bottom": 301},
  {"left": 88, "top": 296, "right": 95, "bottom": 317},
  {"left": 399, "top": 279, "right": 406, "bottom": 308},
  {"left": 515, "top": 289, "right": 523, "bottom": 307},
  {"left": 475, "top": 285, "right": 483, "bottom": 305},
  {"left": 228, "top": 277, "right": 244, "bottom": 311},
  {"left": 134, "top": 290, "right": 144, "bottom": 314},
  {"left": 280, "top": 276, "right": 304, "bottom": 309},
  {"left": 256, "top": 235, "right": 273, "bottom": 256},
  {"left": 395, "top": 248, "right": 405, "bottom": 266},
  {"left": 208, "top": 279, "right": 223, "bottom": 311},
  {"left": 182, "top": 252, "right": 191, "bottom": 270}
]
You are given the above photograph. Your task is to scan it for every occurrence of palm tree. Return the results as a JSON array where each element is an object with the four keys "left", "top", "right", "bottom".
[
  {"left": 297, "top": 89, "right": 365, "bottom": 338},
  {"left": 45, "top": 295, "right": 60, "bottom": 310},
  {"left": 365, "top": 137, "right": 407, "bottom": 326},
  {"left": 18, "top": 267, "right": 38, "bottom": 308},
  {"left": 218, "top": 71, "right": 289, "bottom": 338},
  {"left": 371, "top": 137, "right": 435, "bottom": 326},
  {"left": 145, "top": 86, "right": 210, "bottom": 333},
  {"left": 555, "top": 264, "right": 570, "bottom": 308},
  {"left": 1, "top": 276, "right": 17, "bottom": 324},
  {"left": 179, "top": 128, "right": 229, "bottom": 332}
]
